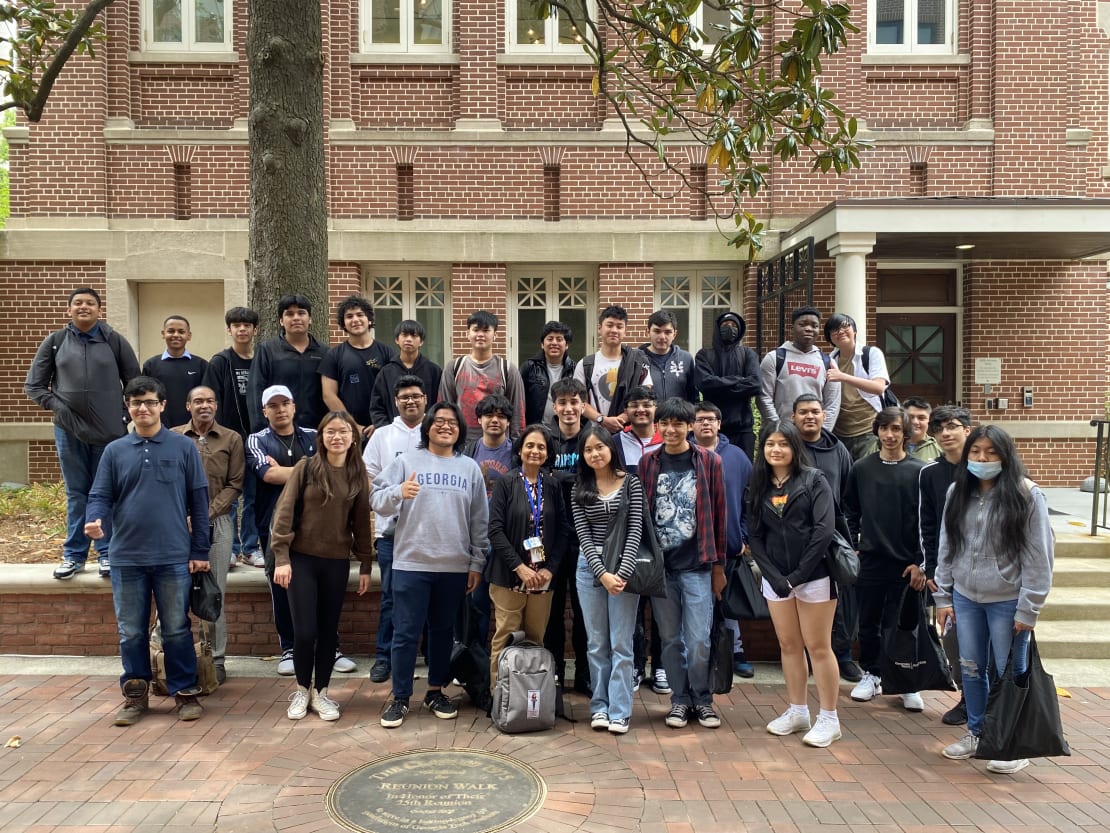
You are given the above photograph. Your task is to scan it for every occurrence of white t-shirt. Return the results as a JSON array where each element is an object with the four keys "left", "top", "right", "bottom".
[{"left": 574, "top": 352, "right": 623, "bottom": 416}]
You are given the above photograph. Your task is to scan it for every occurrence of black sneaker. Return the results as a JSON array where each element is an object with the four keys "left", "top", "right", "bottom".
[
  {"left": 838, "top": 659, "right": 864, "bottom": 683},
  {"left": 423, "top": 690, "right": 458, "bottom": 720},
  {"left": 380, "top": 698, "right": 409, "bottom": 728},
  {"left": 215, "top": 665, "right": 227, "bottom": 685},
  {"left": 694, "top": 704, "right": 721, "bottom": 729},
  {"left": 98, "top": 555, "right": 110, "bottom": 578},
  {"left": 733, "top": 651, "right": 755, "bottom": 678},
  {"left": 53, "top": 559, "right": 85, "bottom": 580},
  {"left": 942, "top": 696, "right": 968, "bottom": 726},
  {"left": 664, "top": 704, "right": 689, "bottom": 728},
  {"left": 369, "top": 659, "right": 391, "bottom": 683}
]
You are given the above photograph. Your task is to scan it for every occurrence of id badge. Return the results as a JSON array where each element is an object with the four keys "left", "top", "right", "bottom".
[{"left": 523, "top": 536, "right": 543, "bottom": 564}]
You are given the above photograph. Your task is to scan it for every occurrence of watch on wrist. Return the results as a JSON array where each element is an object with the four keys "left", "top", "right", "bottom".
[{"left": 595, "top": 413, "right": 605, "bottom": 424}]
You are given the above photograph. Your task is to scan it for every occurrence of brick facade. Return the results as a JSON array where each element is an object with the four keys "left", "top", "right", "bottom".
[{"left": 2, "top": 1, "right": 1109, "bottom": 486}]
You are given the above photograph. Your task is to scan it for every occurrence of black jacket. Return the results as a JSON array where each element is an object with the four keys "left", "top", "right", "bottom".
[
  {"left": 521, "top": 350, "right": 576, "bottom": 425},
  {"left": 748, "top": 468, "right": 835, "bottom": 596},
  {"left": 580, "top": 345, "right": 651, "bottom": 417},
  {"left": 485, "top": 468, "right": 569, "bottom": 589},
  {"left": 368, "top": 354, "right": 443, "bottom": 427},
  {"left": 693, "top": 312, "right": 761, "bottom": 438}
]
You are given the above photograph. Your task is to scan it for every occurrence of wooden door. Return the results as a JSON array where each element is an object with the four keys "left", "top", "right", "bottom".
[{"left": 874, "top": 313, "right": 957, "bottom": 406}]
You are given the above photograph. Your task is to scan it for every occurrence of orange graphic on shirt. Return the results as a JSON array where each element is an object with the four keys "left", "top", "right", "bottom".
[{"left": 770, "top": 494, "right": 788, "bottom": 515}]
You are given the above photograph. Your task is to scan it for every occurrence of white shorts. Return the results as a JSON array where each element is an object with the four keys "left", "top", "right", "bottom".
[{"left": 762, "top": 577, "right": 835, "bottom": 604}]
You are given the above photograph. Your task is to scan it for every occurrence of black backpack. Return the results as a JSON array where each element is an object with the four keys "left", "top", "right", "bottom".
[{"left": 860, "top": 345, "right": 900, "bottom": 408}]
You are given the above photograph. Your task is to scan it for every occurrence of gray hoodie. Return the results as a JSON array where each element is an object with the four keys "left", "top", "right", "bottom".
[
  {"left": 370, "top": 448, "right": 489, "bottom": 574},
  {"left": 757, "top": 341, "right": 841, "bottom": 430},
  {"left": 933, "top": 483, "right": 1054, "bottom": 628},
  {"left": 24, "top": 321, "right": 140, "bottom": 445}
]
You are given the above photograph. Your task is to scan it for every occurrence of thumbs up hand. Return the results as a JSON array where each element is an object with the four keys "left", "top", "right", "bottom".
[{"left": 401, "top": 470, "right": 421, "bottom": 500}]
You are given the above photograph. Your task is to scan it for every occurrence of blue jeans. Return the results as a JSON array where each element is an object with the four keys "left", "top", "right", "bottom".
[
  {"left": 575, "top": 556, "right": 638, "bottom": 721},
  {"left": 374, "top": 537, "right": 395, "bottom": 662},
  {"left": 952, "top": 589, "right": 1029, "bottom": 737},
  {"left": 55, "top": 425, "right": 109, "bottom": 563},
  {"left": 111, "top": 563, "right": 195, "bottom": 694},
  {"left": 391, "top": 570, "right": 467, "bottom": 700},
  {"left": 231, "top": 474, "right": 259, "bottom": 555},
  {"left": 651, "top": 569, "right": 714, "bottom": 707}
]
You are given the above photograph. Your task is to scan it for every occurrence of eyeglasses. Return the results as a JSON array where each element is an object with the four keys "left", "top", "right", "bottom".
[
  {"left": 694, "top": 416, "right": 719, "bottom": 424},
  {"left": 322, "top": 428, "right": 353, "bottom": 438},
  {"left": 833, "top": 324, "right": 854, "bottom": 334},
  {"left": 127, "top": 399, "right": 162, "bottom": 410},
  {"left": 396, "top": 393, "right": 425, "bottom": 402},
  {"left": 432, "top": 417, "right": 459, "bottom": 428},
  {"left": 934, "top": 421, "right": 967, "bottom": 434}
]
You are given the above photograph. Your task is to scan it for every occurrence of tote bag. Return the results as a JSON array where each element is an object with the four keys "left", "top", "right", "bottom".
[
  {"left": 975, "top": 633, "right": 1071, "bottom": 760},
  {"left": 709, "top": 604, "right": 735, "bottom": 695},
  {"left": 721, "top": 556, "right": 771, "bottom": 620},
  {"left": 600, "top": 478, "right": 667, "bottom": 598},
  {"left": 880, "top": 585, "right": 956, "bottom": 695}
]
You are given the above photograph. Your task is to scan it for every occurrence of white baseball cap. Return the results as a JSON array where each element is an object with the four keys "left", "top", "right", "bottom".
[{"left": 261, "top": 385, "right": 294, "bottom": 406}]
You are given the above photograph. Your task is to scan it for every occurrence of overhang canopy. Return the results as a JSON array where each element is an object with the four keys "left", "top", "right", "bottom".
[{"left": 777, "top": 197, "right": 1110, "bottom": 261}]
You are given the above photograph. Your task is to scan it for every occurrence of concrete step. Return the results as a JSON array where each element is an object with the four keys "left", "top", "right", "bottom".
[
  {"left": 1053, "top": 532, "right": 1110, "bottom": 559},
  {"left": 1052, "top": 557, "right": 1110, "bottom": 588},
  {"left": 1039, "top": 586, "right": 1110, "bottom": 620},
  {"left": 1036, "top": 620, "right": 1110, "bottom": 660}
]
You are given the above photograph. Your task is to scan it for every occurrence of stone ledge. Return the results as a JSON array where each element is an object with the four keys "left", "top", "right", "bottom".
[{"left": 0, "top": 561, "right": 377, "bottom": 594}]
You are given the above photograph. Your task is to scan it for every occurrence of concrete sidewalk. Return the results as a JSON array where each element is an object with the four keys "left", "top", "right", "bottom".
[{"left": 0, "top": 672, "right": 1105, "bottom": 833}]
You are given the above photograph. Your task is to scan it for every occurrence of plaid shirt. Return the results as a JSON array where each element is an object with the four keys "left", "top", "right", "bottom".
[{"left": 638, "top": 443, "right": 727, "bottom": 569}]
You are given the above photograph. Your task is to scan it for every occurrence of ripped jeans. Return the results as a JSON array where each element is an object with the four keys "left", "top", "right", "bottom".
[{"left": 952, "top": 589, "right": 1030, "bottom": 737}]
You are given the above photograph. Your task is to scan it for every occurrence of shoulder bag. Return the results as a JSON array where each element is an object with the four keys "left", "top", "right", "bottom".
[
  {"left": 721, "top": 555, "right": 770, "bottom": 620},
  {"left": 600, "top": 478, "right": 667, "bottom": 598}
]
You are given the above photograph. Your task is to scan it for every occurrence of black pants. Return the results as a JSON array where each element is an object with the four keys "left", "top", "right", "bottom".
[
  {"left": 260, "top": 533, "right": 295, "bottom": 653},
  {"left": 286, "top": 552, "right": 349, "bottom": 691},
  {"left": 543, "top": 552, "right": 589, "bottom": 686},
  {"left": 856, "top": 577, "right": 909, "bottom": 677},
  {"left": 831, "top": 582, "right": 859, "bottom": 663},
  {"left": 633, "top": 595, "right": 663, "bottom": 673}
]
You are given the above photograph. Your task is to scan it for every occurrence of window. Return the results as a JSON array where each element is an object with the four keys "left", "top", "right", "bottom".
[
  {"left": 143, "top": 0, "right": 231, "bottom": 51},
  {"left": 693, "top": 2, "right": 734, "bottom": 50},
  {"left": 360, "top": 0, "right": 451, "bottom": 53},
  {"left": 509, "top": 269, "right": 597, "bottom": 367},
  {"left": 655, "top": 266, "right": 743, "bottom": 352},
  {"left": 368, "top": 267, "right": 451, "bottom": 366},
  {"left": 507, "top": 0, "right": 595, "bottom": 54},
  {"left": 868, "top": 0, "right": 955, "bottom": 55}
]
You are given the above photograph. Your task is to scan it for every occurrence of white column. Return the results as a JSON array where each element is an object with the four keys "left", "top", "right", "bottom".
[{"left": 826, "top": 232, "right": 876, "bottom": 343}]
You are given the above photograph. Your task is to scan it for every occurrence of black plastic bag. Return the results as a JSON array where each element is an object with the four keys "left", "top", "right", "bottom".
[
  {"left": 601, "top": 479, "right": 666, "bottom": 598},
  {"left": 880, "top": 585, "right": 956, "bottom": 695},
  {"left": 190, "top": 569, "right": 222, "bottom": 622},
  {"left": 450, "top": 598, "right": 492, "bottom": 713},
  {"left": 826, "top": 530, "right": 860, "bottom": 587},
  {"left": 709, "top": 605, "right": 735, "bottom": 695},
  {"left": 721, "top": 556, "right": 770, "bottom": 620},
  {"left": 975, "top": 633, "right": 1071, "bottom": 760}
]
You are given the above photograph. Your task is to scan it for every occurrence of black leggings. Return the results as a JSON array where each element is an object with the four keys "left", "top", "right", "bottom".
[{"left": 286, "top": 552, "right": 349, "bottom": 691}]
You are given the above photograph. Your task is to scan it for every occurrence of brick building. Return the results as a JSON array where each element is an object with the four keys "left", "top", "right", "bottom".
[{"left": 2, "top": 0, "right": 1110, "bottom": 485}]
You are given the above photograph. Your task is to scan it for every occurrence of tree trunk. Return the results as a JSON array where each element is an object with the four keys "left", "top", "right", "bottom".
[{"left": 247, "top": 0, "right": 327, "bottom": 340}]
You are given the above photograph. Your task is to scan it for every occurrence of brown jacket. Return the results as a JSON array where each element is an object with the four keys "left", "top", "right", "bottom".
[{"left": 172, "top": 420, "right": 244, "bottom": 519}]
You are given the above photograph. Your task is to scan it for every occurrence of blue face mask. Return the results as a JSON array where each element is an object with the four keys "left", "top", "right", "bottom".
[{"left": 967, "top": 460, "right": 1003, "bottom": 480}]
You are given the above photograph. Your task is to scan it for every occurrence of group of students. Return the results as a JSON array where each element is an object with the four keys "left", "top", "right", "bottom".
[{"left": 27, "top": 287, "right": 1054, "bottom": 761}]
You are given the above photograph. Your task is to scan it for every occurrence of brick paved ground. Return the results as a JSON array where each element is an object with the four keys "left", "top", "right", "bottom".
[{"left": 0, "top": 674, "right": 1106, "bottom": 833}]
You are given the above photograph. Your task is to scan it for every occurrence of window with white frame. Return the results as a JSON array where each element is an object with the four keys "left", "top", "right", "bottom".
[
  {"left": 693, "top": 2, "right": 734, "bottom": 50},
  {"left": 359, "top": 0, "right": 451, "bottom": 53},
  {"left": 143, "top": 0, "right": 231, "bottom": 51},
  {"left": 655, "top": 266, "right": 743, "bottom": 352},
  {"left": 507, "top": 0, "right": 595, "bottom": 54},
  {"left": 367, "top": 266, "right": 452, "bottom": 366},
  {"left": 867, "top": 0, "right": 956, "bottom": 55},
  {"left": 509, "top": 268, "right": 597, "bottom": 367}
]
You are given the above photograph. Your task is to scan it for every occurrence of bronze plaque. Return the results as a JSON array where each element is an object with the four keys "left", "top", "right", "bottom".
[{"left": 327, "top": 748, "right": 546, "bottom": 833}]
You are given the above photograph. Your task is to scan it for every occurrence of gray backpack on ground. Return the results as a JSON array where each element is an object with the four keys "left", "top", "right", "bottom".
[{"left": 491, "top": 632, "right": 557, "bottom": 733}]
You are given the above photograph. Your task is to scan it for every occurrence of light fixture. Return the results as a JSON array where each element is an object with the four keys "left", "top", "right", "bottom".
[{"left": 955, "top": 243, "right": 975, "bottom": 250}]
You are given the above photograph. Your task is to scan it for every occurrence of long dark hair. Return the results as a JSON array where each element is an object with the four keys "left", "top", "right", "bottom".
[
  {"left": 942, "top": 425, "right": 1030, "bottom": 557},
  {"left": 747, "top": 421, "right": 814, "bottom": 527},
  {"left": 574, "top": 425, "right": 626, "bottom": 505},
  {"left": 306, "top": 411, "right": 365, "bottom": 505}
]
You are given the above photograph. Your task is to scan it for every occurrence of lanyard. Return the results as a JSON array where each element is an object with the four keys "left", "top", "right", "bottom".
[{"left": 522, "top": 472, "right": 543, "bottom": 538}]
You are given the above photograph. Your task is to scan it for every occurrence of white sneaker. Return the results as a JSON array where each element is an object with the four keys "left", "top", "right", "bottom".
[
  {"left": 590, "top": 712, "right": 610, "bottom": 730},
  {"left": 802, "top": 715, "right": 842, "bottom": 748},
  {"left": 248, "top": 550, "right": 266, "bottom": 568},
  {"left": 767, "top": 709, "right": 811, "bottom": 736},
  {"left": 333, "top": 652, "right": 357, "bottom": 673},
  {"left": 287, "top": 687, "right": 309, "bottom": 720},
  {"left": 942, "top": 732, "right": 979, "bottom": 760},
  {"left": 987, "top": 758, "right": 1029, "bottom": 774},
  {"left": 850, "top": 672, "right": 881, "bottom": 702},
  {"left": 277, "top": 650, "right": 295, "bottom": 676},
  {"left": 901, "top": 692, "right": 925, "bottom": 712},
  {"left": 310, "top": 687, "right": 341, "bottom": 721}
]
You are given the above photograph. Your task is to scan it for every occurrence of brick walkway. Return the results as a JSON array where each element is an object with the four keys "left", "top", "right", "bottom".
[{"left": 0, "top": 674, "right": 1106, "bottom": 833}]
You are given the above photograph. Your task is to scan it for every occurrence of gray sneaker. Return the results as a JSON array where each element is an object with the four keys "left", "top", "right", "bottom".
[
  {"left": 942, "top": 732, "right": 979, "bottom": 760},
  {"left": 53, "top": 559, "right": 85, "bottom": 580}
]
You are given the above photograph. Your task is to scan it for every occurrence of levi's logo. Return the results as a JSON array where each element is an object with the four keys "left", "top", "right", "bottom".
[{"left": 786, "top": 361, "right": 820, "bottom": 379}]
